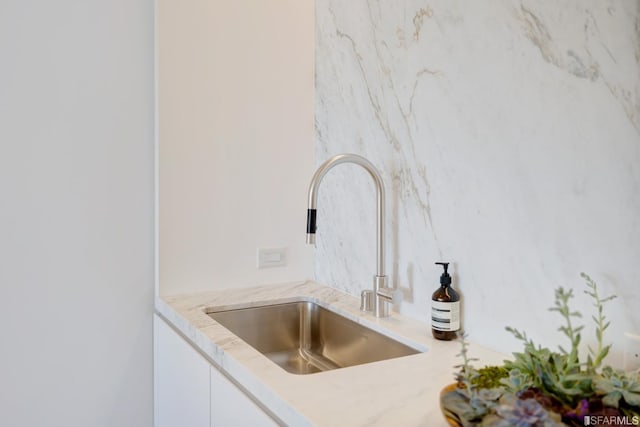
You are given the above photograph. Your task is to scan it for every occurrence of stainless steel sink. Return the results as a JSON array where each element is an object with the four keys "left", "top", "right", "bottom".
[{"left": 207, "top": 301, "right": 421, "bottom": 375}]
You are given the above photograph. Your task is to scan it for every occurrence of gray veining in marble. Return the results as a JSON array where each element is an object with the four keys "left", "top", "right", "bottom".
[{"left": 315, "top": 0, "right": 640, "bottom": 363}]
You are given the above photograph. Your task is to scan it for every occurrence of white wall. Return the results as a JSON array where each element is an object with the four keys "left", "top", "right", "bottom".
[
  {"left": 158, "top": 0, "right": 315, "bottom": 295},
  {"left": 315, "top": 0, "right": 639, "bottom": 366},
  {"left": 0, "top": 1, "right": 154, "bottom": 426}
]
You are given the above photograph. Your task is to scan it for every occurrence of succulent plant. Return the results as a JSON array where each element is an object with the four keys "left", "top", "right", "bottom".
[
  {"left": 501, "top": 369, "right": 534, "bottom": 394},
  {"left": 453, "top": 334, "right": 501, "bottom": 420},
  {"left": 494, "top": 395, "right": 564, "bottom": 427},
  {"left": 502, "top": 289, "right": 592, "bottom": 407},
  {"left": 592, "top": 366, "right": 640, "bottom": 408},
  {"left": 442, "top": 273, "right": 640, "bottom": 427}
]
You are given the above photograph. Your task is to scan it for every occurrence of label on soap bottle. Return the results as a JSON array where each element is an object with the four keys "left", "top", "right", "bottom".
[{"left": 431, "top": 300, "right": 460, "bottom": 332}]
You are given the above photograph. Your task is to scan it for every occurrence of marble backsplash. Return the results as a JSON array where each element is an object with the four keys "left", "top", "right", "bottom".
[{"left": 314, "top": 0, "right": 640, "bottom": 364}]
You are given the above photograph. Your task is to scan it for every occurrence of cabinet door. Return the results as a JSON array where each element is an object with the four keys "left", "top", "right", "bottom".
[
  {"left": 154, "top": 314, "right": 210, "bottom": 427},
  {"left": 210, "top": 366, "right": 277, "bottom": 427}
]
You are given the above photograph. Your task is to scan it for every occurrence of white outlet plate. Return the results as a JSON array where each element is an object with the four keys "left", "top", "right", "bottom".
[
  {"left": 623, "top": 332, "right": 640, "bottom": 371},
  {"left": 256, "top": 247, "right": 287, "bottom": 269}
]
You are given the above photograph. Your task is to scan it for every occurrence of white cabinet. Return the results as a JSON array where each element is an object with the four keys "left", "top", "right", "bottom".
[
  {"left": 210, "top": 367, "right": 277, "bottom": 427},
  {"left": 154, "top": 314, "right": 210, "bottom": 427},
  {"left": 154, "top": 314, "right": 277, "bottom": 427}
]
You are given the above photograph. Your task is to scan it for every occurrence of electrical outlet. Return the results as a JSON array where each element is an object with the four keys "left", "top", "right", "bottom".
[
  {"left": 623, "top": 332, "right": 640, "bottom": 371},
  {"left": 256, "top": 247, "right": 287, "bottom": 269}
]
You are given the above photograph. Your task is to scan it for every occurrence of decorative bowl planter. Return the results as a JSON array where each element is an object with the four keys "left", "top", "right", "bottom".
[{"left": 439, "top": 383, "right": 464, "bottom": 427}]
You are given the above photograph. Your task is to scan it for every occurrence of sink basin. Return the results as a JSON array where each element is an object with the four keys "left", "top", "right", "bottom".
[{"left": 207, "top": 301, "right": 421, "bottom": 375}]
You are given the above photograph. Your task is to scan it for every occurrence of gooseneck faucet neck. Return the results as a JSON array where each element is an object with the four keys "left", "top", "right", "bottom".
[{"left": 306, "top": 153, "right": 394, "bottom": 317}]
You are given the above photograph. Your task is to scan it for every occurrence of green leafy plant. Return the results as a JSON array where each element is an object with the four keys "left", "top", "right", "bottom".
[
  {"left": 549, "top": 287, "right": 583, "bottom": 369},
  {"left": 472, "top": 366, "right": 509, "bottom": 390},
  {"left": 441, "top": 273, "right": 639, "bottom": 427},
  {"left": 582, "top": 272, "right": 616, "bottom": 371}
]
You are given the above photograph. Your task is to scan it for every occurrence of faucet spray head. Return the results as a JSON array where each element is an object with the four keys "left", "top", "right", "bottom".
[{"left": 306, "top": 209, "right": 317, "bottom": 245}]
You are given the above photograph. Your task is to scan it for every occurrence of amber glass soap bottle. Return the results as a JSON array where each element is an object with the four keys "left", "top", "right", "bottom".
[{"left": 431, "top": 262, "right": 460, "bottom": 341}]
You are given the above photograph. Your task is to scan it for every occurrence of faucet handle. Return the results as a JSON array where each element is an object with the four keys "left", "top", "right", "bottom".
[
  {"left": 360, "top": 290, "right": 374, "bottom": 312},
  {"left": 374, "top": 275, "right": 397, "bottom": 303},
  {"left": 376, "top": 285, "right": 396, "bottom": 302}
]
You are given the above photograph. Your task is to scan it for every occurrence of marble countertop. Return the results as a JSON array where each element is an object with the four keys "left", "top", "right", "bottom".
[{"left": 156, "top": 281, "right": 507, "bottom": 426}]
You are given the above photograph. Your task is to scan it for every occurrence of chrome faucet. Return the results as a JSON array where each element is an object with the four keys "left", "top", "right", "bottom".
[{"left": 306, "top": 153, "right": 395, "bottom": 317}]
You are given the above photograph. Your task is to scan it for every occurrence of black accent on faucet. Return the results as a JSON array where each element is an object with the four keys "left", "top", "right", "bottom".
[{"left": 306, "top": 209, "right": 317, "bottom": 234}]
